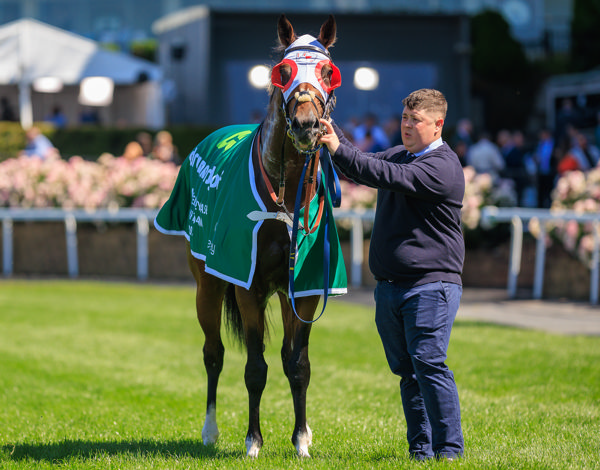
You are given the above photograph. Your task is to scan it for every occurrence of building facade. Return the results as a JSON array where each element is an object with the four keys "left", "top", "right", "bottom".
[{"left": 0, "top": 0, "right": 573, "bottom": 56}]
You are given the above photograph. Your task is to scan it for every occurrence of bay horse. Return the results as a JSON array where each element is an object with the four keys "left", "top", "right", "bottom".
[{"left": 155, "top": 15, "right": 344, "bottom": 458}]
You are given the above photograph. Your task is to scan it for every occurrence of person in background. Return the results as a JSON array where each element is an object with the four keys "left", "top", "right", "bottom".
[
  {"left": 503, "top": 130, "right": 528, "bottom": 206},
  {"left": 567, "top": 131, "right": 600, "bottom": 171},
  {"left": 44, "top": 105, "right": 67, "bottom": 128},
  {"left": 20, "top": 126, "right": 58, "bottom": 159},
  {"left": 595, "top": 111, "right": 600, "bottom": 150},
  {"left": 121, "top": 141, "right": 144, "bottom": 161},
  {"left": 466, "top": 130, "right": 505, "bottom": 181},
  {"left": 319, "top": 88, "right": 465, "bottom": 461},
  {"left": 453, "top": 140, "right": 468, "bottom": 167},
  {"left": 353, "top": 112, "right": 391, "bottom": 151},
  {"left": 136, "top": 131, "right": 153, "bottom": 156},
  {"left": 150, "top": 130, "right": 180, "bottom": 164},
  {"left": 451, "top": 118, "right": 474, "bottom": 151},
  {"left": 532, "top": 128, "right": 556, "bottom": 208},
  {"left": 79, "top": 106, "right": 100, "bottom": 125}
]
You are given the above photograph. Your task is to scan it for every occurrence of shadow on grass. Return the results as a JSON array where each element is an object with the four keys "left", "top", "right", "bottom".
[
  {"left": 2, "top": 439, "right": 245, "bottom": 462},
  {"left": 454, "top": 319, "right": 526, "bottom": 331}
]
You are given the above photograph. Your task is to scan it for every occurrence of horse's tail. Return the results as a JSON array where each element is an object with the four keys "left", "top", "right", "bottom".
[
  {"left": 223, "top": 284, "right": 246, "bottom": 347},
  {"left": 223, "top": 283, "right": 271, "bottom": 349}
]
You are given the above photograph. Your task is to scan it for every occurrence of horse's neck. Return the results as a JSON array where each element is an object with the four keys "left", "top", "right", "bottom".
[{"left": 259, "top": 93, "right": 306, "bottom": 203}]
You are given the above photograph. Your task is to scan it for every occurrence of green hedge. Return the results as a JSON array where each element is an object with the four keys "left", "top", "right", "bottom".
[{"left": 0, "top": 122, "right": 217, "bottom": 161}]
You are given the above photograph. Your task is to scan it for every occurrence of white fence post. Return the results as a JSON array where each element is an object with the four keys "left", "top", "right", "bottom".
[
  {"left": 533, "top": 222, "right": 546, "bottom": 300},
  {"left": 350, "top": 216, "right": 364, "bottom": 287},
  {"left": 481, "top": 206, "right": 600, "bottom": 304},
  {"left": 508, "top": 216, "right": 523, "bottom": 299},
  {"left": 64, "top": 214, "right": 78, "bottom": 278},
  {"left": 136, "top": 215, "right": 149, "bottom": 281},
  {"left": 2, "top": 217, "right": 13, "bottom": 276}
]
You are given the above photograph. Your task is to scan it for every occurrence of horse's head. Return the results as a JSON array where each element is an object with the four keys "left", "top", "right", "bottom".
[{"left": 271, "top": 15, "right": 341, "bottom": 153}]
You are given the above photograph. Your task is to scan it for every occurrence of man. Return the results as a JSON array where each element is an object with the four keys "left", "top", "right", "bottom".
[
  {"left": 320, "top": 88, "right": 465, "bottom": 460},
  {"left": 467, "top": 130, "right": 505, "bottom": 182},
  {"left": 21, "top": 126, "right": 58, "bottom": 160}
]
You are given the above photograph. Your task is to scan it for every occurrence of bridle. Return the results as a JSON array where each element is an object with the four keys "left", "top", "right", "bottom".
[
  {"left": 263, "top": 40, "right": 343, "bottom": 323},
  {"left": 268, "top": 42, "right": 340, "bottom": 230},
  {"left": 282, "top": 88, "right": 337, "bottom": 156}
]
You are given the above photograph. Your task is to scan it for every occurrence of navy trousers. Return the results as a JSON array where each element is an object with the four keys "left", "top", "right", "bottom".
[{"left": 374, "top": 280, "right": 464, "bottom": 460}]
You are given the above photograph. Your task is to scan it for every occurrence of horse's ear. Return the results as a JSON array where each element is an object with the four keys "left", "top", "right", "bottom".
[
  {"left": 318, "top": 15, "right": 337, "bottom": 49},
  {"left": 277, "top": 14, "right": 296, "bottom": 48}
]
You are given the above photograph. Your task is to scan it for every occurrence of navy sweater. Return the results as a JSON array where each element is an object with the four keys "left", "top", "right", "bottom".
[{"left": 333, "top": 124, "right": 465, "bottom": 286}]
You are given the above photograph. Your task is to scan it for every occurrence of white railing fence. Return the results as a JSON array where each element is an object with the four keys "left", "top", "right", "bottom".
[
  {"left": 481, "top": 206, "right": 600, "bottom": 304},
  {"left": 0, "top": 208, "right": 376, "bottom": 286},
  {"left": 6, "top": 206, "right": 599, "bottom": 303}
]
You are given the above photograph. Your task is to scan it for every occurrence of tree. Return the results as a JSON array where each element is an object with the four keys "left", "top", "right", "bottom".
[
  {"left": 570, "top": 0, "right": 600, "bottom": 72},
  {"left": 470, "top": 10, "right": 538, "bottom": 132}
]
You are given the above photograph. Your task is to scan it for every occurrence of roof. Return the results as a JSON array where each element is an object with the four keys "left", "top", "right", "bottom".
[{"left": 0, "top": 18, "right": 162, "bottom": 85}]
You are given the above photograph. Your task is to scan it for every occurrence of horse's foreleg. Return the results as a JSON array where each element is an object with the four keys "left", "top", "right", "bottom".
[
  {"left": 236, "top": 286, "right": 268, "bottom": 458},
  {"left": 280, "top": 294, "right": 320, "bottom": 457},
  {"left": 188, "top": 251, "right": 226, "bottom": 446}
]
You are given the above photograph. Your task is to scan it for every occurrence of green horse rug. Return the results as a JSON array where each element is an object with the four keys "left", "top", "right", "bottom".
[{"left": 154, "top": 124, "right": 347, "bottom": 298}]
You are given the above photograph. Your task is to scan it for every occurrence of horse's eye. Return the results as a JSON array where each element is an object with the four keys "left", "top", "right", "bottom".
[
  {"left": 320, "top": 64, "right": 333, "bottom": 87},
  {"left": 279, "top": 64, "right": 292, "bottom": 86}
]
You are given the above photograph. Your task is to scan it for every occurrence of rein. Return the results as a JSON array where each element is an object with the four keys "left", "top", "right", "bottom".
[
  {"left": 259, "top": 44, "right": 341, "bottom": 323},
  {"left": 288, "top": 146, "right": 341, "bottom": 324},
  {"left": 257, "top": 88, "right": 341, "bottom": 323}
]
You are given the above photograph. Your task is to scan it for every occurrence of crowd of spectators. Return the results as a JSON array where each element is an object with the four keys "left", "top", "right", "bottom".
[
  {"left": 7, "top": 99, "right": 600, "bottom": 210},
  {"left": 341, "top": 101, "right": 600, "bottom": 210}
]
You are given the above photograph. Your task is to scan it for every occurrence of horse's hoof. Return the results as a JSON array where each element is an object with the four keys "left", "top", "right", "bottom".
[
  {"left": 202, "top": 405, "right": 219, "bottom": 445},
  {"left": 245, "top": 436, "right": 262, "bottom": 458},
  {"left": 294, "top": 425, "right": 312, "bottom": 457}
]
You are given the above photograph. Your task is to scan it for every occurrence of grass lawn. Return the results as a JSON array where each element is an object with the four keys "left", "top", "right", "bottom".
[{"left": 0, "top": 279, "right": 598, "bottom": 469}]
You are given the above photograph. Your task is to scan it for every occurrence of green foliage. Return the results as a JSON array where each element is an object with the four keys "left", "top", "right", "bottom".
[
  {"left": 0, "top": 122, "right": 57, "bottom": 162},
  {"left": 0, "top": 121, "right": 26, "bottom": 161},
  {"left": 570, "top": 0, "right": 600, "bottom": 71},
  {"left": 1, "top": 280, "right": 599, "bottom": 469},
  {"left": 470, "top": 10, "right": 529, "bottom": 83},
  {"left": 0, "top": 122, "right": 216, "bottom": 163},
  {"left": 130, "top": 39, "right": 158, "bottom": 63},
  {"left": 469, "top": 10, "right": 540, "bottom": 132},
  {"left": 50, "top": 125, "right": 217, "bottom": 160}
]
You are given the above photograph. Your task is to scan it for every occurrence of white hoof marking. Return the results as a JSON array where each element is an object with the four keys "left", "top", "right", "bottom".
[
  {"left": 202, "top": 405, "right": 219, "bottom": 445},
  {"left": 295, "top": 424, "right": 312, "bottom": 457},
  {"left": 245, "top": 436, "right": 261, "bottom": 458}
]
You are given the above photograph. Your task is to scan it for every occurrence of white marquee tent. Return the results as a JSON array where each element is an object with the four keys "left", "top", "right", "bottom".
[{"left": 0, "top": 18, "right": 165, "bottom": 128}]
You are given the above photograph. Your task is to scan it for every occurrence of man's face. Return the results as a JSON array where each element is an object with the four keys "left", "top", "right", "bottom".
[{"left": 401, "top": 107, "right": 443, "bottom": 153}]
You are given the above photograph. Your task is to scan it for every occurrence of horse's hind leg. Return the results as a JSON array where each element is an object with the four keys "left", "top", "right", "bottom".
[
  {"left": 279, "top": 293, "right": 320, "bottom": 457},
  {"left": 187, "top": 249, "right": 226, "bottom": 446}
]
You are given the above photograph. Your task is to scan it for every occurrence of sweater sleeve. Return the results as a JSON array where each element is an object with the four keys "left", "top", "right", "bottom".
[{"left": 332, "top": 127, "right": 460, "bottom": 204}]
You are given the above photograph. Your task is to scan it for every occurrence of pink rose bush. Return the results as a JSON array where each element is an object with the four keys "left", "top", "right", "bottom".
[
  {"left": 0, "top": 154, "right": 179, "bottom": 211},
  {"left": 0, "top": 155, "right": 515, "bottom": 242},
  {"left": 543, "top": 168, "right": 600, "bottom": 265},
  {"left": 461, "top": 167, "right": 517, "bottom": 230}
]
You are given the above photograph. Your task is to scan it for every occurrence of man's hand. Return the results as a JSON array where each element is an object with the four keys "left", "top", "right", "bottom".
[{"left": 319, "top": 119, "right": 340, "bottom": 154}]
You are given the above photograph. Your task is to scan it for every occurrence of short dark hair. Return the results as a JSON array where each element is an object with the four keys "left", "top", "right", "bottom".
[{"left": 402, "top": 89, "right": 447, "bottom": 119}]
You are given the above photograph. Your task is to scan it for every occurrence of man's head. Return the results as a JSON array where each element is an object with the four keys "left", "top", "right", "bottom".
[{"left": 400, "top": 88, "right": 447, "bottom": 153}]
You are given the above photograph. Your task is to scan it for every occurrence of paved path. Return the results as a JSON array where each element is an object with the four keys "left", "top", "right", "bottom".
[{"left": 333, "top": 287, "right": 600, "bottom": 336}]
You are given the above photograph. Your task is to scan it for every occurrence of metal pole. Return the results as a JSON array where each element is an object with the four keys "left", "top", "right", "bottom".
[
  {"left": 136, "top": 215, "right": 149, "bottom": 280},
  {"left": 64, "top": 214, "right": 78, "bottom": 278},
  {"left": 350, "top": 216, "right": 364, "bottom": 287},
  {"left": 533, "top": 223, "right": 547, "bottom": 300},
  {"left": 2, "top": 217, "right": 13, "bottom": 276},
  {"left": 590, "top": 221, "right": 600, "bottom": 304},
  {"left": 507, "top": 216, "right": 523, "bottom": 298}
]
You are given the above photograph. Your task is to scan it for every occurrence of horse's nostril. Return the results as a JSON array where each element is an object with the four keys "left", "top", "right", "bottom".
[
  {"left": 292, "top": 116, "right": 319, "bottom": 133},
  {"left": 291, "top": 117, "right": 302, "bottom": 132}
]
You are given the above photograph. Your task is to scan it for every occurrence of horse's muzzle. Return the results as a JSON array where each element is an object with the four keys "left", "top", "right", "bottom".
[{"left": 291, "top": 116, "right": 321, "bottom": 149}]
